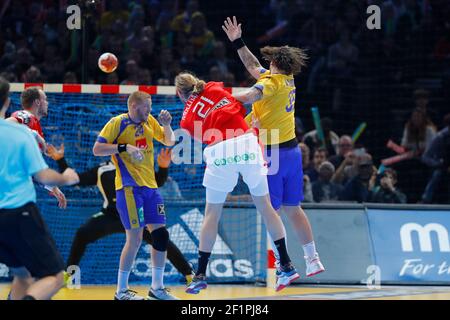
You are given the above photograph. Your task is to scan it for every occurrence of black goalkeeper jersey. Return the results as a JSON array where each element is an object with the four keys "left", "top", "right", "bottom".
[{"left": 56, "top": 158, "right": 168, "bottom": 216}]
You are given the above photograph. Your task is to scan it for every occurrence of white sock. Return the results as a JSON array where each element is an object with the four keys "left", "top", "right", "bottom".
[
  {"left": 151, "top": 266, "right": 164, "bottom": 290},
  {"left": 117, "top": 269, "right": 130, "bottom": 293},
  {"left": 303, "top": 241, "right": 317, "bottom": 259}
]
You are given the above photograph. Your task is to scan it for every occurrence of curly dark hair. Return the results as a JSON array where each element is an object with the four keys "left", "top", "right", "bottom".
[{"left": 260, "top": 46, "right": 308, "bottom": 75}]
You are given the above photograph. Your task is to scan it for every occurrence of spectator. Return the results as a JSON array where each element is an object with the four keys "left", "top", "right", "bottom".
[
  {"left": 155, "top": 47, "right": 181, "bottom": 83},
  {"left": 304, "top": 147, "right": 327, "bottom": 183},
  {"left": 99, "top": 0, "right": 130, "bottom": 31},
  {"left": 299, "top": 143, "right": 314, "bottom": 203},
  {"left": 340, "top": 153, "right": 376, "bottom": 203},
  {"left": 171, "top": 0, "right": 200, "bottom": 33},
  {"left": 138, "top": 69, "right": 152, "bottom": 85},
  {"left": 223, "top": 72, "right": 236, "bottom": 87},
  {"left": 207, "top": 41, "right": 236, "bottom": 78},
  {"left": 421, "top": 113, "right": 450, "bottom": 204},
  {"left": 179, "top": 43, "right": 204, "bottom": 76},
  {"left": 105, "top": 72, "right": 119, "bottom": 85},
  {"left": 140, "top": 36, "right": 159, "bottom": 72},
  {"left": 188, "top": 12, "right": 214, "bottom": 57},
  {"left": 120, "top": 60, "right": 139, "bottom": 85},
  {"left": 312, "top": 161, "right": 342, "bottom": 202},
  {"left": 327, "top": 26, "right": 359, "bottom": 111},
  {"left": 303, "top": 117, "right": 339, "bottom": 157},
  {"left": 22, "top": 65, "right": 42, "bottom": 83},
  {"left": 401, "top": 108, "right": 436, "bottom": 156},
  {"left": 412, "top": 89, "right": 439, "bottom": 126},
  {"left": 14, "top": 48, "right": 34, "bottom": 79},
  {"left": 126, "top": 5, "right": 146, "bottom": 48},
  {"left": 208, "top": 65, "right": 223, "bottom": 82},
  {"left": 329, "top": 135, "right": 354, "bottom": 169},
  {"left": 156, "top": 12, "right": 175, "bottom": 49},
  {"left": 370, "top": 168, "right": 407, "bottom": 203},
  {"left": 63, "top": 72, "right": 78, "bottom": 84}
]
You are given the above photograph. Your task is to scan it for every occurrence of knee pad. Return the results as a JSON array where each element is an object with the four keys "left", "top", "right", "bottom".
[{"left": 151, "top": 227, "right": 169, "bottom": 252}]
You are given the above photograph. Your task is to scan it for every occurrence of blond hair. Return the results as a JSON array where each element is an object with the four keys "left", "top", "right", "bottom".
[
  {"left": 175, "top": 72, "right": 205, "bottom": 99},
  {"left": 127, "top": 91, "right": 151, "bottom": 109}
]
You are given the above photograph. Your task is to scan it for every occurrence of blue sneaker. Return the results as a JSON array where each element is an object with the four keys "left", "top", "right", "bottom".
[
  {"left": 276, "top": 262, "right": 300, "bottom": 292},
  {"left": 185, "top": 274, "right": 207, "bottom": 294}
]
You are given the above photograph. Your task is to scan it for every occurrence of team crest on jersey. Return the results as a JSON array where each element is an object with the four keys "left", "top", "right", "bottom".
[
  {"left": 135, "top": 138, "right": 148, "bottom": 150},
  {"left": 157, "top": 204, "right": 165, "bottom": 216},
  {"left": 135, "top": 124, "right": 144, "bottom": 137}
]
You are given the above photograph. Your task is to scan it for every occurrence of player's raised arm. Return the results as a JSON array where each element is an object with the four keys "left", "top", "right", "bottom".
[
  {"left": 233, "top": 87, "right": 263, "bottom": 105},
  {"left": 222, "top": 16, "right": 263, "bottom": 80}
]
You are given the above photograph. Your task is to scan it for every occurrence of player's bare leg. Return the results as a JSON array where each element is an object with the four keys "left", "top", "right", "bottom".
[
  {"left": 281, "top": 206, "right": 314, "bottom": 244},
  {"left": 115, "top": 227, "right": 145, "bottom": 300},
  {"left": 199, "top": 203, "right": 224, "bottom": 252},
  {"left": 25, "top": 272, "right": 64, "bottom": 300},
  {"left": 186, "top": 202, "right": 224, "bottom": 294},
  {"left": 9, "top": 268, "right": 33, "bottom": 300},
  {"left": 252, "top": 195, "right": 286, "bottom": 240},
  {"left": 252, "top": 194, "right": 300, "bottom": 291},
  {"left": 278, "top": 206, "right": 325, "bottom": 277},
  {"left": 146, "top": 224, "right": 178, "bottom": 300}
]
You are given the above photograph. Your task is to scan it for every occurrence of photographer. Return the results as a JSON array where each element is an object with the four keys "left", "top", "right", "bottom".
[{"left": 370, "top": 168, "right": 407, "bottom": 204}]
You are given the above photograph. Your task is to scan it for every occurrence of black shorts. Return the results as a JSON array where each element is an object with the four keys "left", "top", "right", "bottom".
[{"left": 0, "top": 202, "right": 65, "bottom": 278}]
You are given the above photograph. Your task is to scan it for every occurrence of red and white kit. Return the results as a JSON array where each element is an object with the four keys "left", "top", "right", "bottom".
[{"left": 180, "top": 82, "right": 268, "bottom": 198}]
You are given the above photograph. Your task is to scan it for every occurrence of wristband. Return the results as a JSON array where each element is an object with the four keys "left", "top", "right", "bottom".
[
  {"left": 232, "top": 38, "right": 246, "bottom": 50},
  {"left": 118, "top": 144, "right": 127, "bottom": 153},
  {"left": 57, "top": 158, "right": 69, "bottom": 172}
]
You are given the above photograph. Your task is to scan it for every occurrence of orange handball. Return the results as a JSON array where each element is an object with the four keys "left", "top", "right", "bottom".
[{"left": 98, "top": 52, "right": 118, "bottom": 73}]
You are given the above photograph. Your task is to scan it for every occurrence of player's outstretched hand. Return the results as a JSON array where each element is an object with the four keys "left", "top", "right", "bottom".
[
  {"left": 158, "top": 110, "right": 172, "bottom": 126},
  {"left": 157, "top": 148, "right": 172, "bottom": 168},
  {"left": 50, "top": 186, "right": 67, "bottom": 209},
  {"left": 47, "top": 144, "right": 65, "bottom": 161},
  {"left": 222, "top": 16, "right": 242, "bottom": 42}
]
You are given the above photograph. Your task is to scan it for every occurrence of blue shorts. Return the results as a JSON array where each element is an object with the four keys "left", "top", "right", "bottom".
[
  {"left": 116, "top": 186, "right": 166, "bottom": 230},
  {"left": 265, "top": 146, "right": 304, "bottom": 210}
]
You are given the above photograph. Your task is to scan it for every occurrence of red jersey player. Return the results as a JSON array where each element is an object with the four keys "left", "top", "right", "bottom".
[
  {"left": 175, "top": 72, "right": 298, "bottom": 294},
  {"left": 6, "top": 87, "right": 66, "bottom": 209}
]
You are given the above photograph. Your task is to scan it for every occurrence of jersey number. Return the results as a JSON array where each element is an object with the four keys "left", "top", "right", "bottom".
[
  {"left": 285, "top": 89, "right": 296, "bottom": 112},
  {"left": 192, "top": 97, "right": 214, "bottom": 119}
]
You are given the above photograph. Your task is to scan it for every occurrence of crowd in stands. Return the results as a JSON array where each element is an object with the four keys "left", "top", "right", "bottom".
[{"left": 0, "top": 0, "right": 449, "bottom": 204}]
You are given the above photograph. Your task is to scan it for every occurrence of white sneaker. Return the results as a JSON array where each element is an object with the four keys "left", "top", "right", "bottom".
[
  {"left": 305, "top": 253, "right": 325, "bottom": 277},
  {"left": 275, "top": 262, "right": 300, "bottom": 292},
  {"left": 114, "top": 289, "right": 146, "bottom": 300},
  {"left": 148, "top": 287, "right": 180, "bottom": 300}
]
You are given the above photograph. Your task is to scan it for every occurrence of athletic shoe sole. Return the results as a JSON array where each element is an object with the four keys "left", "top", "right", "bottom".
[
  {"left": 306, "top": 268, "right": 325, "bottom": 278},
  {"left": 275, "top": 273, "right": 300, "bottom": 292},
  {"left": 185, "top": 283, "right": 207, "bottom": 294}
]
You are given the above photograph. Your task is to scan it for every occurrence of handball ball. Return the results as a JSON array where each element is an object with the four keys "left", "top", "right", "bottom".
[{"left": 98, "top": 52, "right": 118, "bottom": 73}]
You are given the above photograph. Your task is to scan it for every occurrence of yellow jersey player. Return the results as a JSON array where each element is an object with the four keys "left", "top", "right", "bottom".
[
  {"left": 93, "top": 91, "right": 178, "bottom": 300},
  {"left": 223, "top": 16, "right": 325, "bottom": 287}
]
